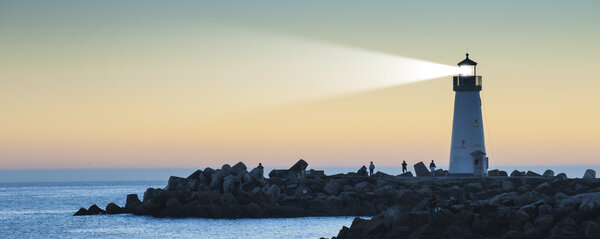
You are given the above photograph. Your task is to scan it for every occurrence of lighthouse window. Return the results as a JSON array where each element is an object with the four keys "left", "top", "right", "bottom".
[
  {"left": 474, "top": 120, "right": 478, "bottom": 127},
  {"left": 462, "top": 140, "right": 466, "bottom": 148}
]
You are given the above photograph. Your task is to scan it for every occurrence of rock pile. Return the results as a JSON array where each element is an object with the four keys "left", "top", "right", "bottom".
[
  {"left": 75, "top": 160, "right": 417, "bottom": 218},
  {"left": 333, "top": 177, "right": 600, "bottom": 239}
]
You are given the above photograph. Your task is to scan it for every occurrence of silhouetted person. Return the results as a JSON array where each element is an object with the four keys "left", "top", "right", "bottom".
[
  {"left": 369, "top": 161, "right": 375, "bottom": 176},
  {"left": 430, "top": 160, "right": 436, "bottom": 176},
  {"left": 358, "top": 165, "right": 368, "bottom": 176},
  {"left": 402, "top": 161, "right": 408, "bottom": 174},
  {"left": 428, "top": 191, "right": 438, "bottom": 223}
]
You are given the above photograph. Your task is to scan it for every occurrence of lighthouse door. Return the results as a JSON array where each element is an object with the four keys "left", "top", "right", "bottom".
[{"left": 472, "top": 153, "right": 483, "bottom": 177}]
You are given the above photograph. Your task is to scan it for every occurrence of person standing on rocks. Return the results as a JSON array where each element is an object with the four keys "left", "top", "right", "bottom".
[
  {"left": 428, "top": 191, "right": 438, "bottom": 223},
  {"left": 429, "top": 160, "right": 436, "bottom": 176},
  {"left": 402, "top": 161, "right": 408, "bottom": 174},
  {"left": 369, "top": 161, "right": 375, "bottom": 176}
]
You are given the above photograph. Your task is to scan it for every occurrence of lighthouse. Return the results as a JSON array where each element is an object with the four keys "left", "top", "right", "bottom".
[{"left": 448, "top": 54, "right": 487, "bottom": 177}]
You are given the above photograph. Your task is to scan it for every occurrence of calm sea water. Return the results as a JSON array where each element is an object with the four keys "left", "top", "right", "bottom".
[{"left": 0, "top": 181, "right": 353, "bottom": 238}]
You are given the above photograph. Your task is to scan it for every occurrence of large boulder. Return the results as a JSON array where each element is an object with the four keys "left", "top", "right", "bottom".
[
  {"left": 105, "top": 202, "right": 124, "bottom": 214},
  {"left": 585, "top": 221, "right": 600, "bottom": 239},
  {"left": 244, "top": 202, "right": 264, "bottom": 218},
  {"left": 488, "top": 169, "right": 500, "bottom": 176},
  {"left": 221, "top": 164, "right": 232, "bottom": 177},
  {"left": 265, "top": 184, "right": 281, "bottom": 200},
  {"left": 498, "top": 170, "right": 509, "bottom": 177},
  {"left": 434, "top": 169, "right": 447, "bottom": 176},
  {"left": 543, "top": 170, "right": 555, "bottom": 178},
  {"left": 556, "top": 173, "right": 568, "bottom": 179},
  {"left": 534, "top": 182, "right": 554, "bottom": 195},
  {"left": 510, "top": 170, "right": 524, "bottom": 177},
  {"left": 87, "top": 204, "right": 105, "bottom": 215},
  {"left": 413, "top": 162, "right": 430, "bottom": 177},
  {"left": 398, "top": 171, "right": 413, "bottom": 177},
  {"left": 289, "top": 159, "right": 308, "bottom": 172},
  {"left": 324, "top": 179, "right": 343, "bottom": 195},
  {"left": 167, "top": 176, "right": 187, "bottom": 190},
  {"left": 231, "top": 162, "right": 247, "bottom": 175},
  {"left": 125, "top": 194, "right": 142, "bottom": 209},
  {"left": 249, "top": 167, "right": 264, "bottom": 180},
  {"left": 73, "top": 208, "right": 89, "bottom": 216},
  {"left": 187, "top": 169, "right": 203, "bottom": 179},
  {"left": 526, "top": 171, "right": 542, "bottom": 177},
  {"left": 583, "top": 169, "right": 596, "bottom": 179},
  {"left": 502, "top": 180, "right": 515, "bottom": 191}
]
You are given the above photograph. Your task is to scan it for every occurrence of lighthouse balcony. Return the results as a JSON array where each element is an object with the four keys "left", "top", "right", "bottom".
[{"left": 453, "top": 76, "right": 482, "bottom": 91}]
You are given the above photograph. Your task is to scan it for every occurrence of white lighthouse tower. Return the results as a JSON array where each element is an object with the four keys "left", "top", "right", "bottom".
[{"left": 448, "top": 53, "right": 487, "bottom": 177}]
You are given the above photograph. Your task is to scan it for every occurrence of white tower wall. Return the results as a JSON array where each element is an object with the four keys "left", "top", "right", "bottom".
[{"left": 449, "top": 91, "right": 486, "bottom": 175}]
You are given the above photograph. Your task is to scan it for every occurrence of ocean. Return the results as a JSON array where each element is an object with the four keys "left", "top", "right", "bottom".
[{"left": 0, "top": 181, "right": 353, "bottom": 238}]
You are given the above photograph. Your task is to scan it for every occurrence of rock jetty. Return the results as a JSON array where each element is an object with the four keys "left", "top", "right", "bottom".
[
  {"left": 332, "top": 175, "right": 600, "bottom": 239},
  {"left": 75, "top": 160, "right": 417, "bottom": 218},
  {"left": 73, "top": 160, "right": 600, "bottom": 238}
]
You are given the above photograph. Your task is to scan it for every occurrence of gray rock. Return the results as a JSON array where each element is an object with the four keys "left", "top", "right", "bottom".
[
  {"left": 498, "top": 170, "right": 508, "bottom": 177},
  {"left": 324, "top": 179, "right": 343, "bottom": 195},
  {"left": 526, "top": 171, "right": 542, "bottom": 177},
  {"left": 265, "top": 184, "right": 281, "bottom": 200},
  {"left": 502, "top": 180, "right": 515, "bottom": 191},
  {"left": 583, "top": 169, "right": 596, "bottom": 179},
  {"left": 187, "top": 169, "right": 203, "bottom": 179},
  {"left": 289, "top": 159, "right": 308, "bottom": 172},
  {"left": 413, "top": 162, "right": 430, "bottom": 177},
  {"left": 509, "top": 210, "right": 530, "bottom": 231},
  {"left": 523, "top": 221, "right": 543, "bottom": 239},
  {"left": 125, "top": 194, "right": 141, "bottom": 208},
  {"left": 534, "top": 182, "right": 554, "bottom": 195},
  {"left": 549, "top": 218, "right": 580, "bottom": 239},
  {"left": 534, "top": 214, "right": 554, "bottom": 232},
  {"left": 167, "top": 176, "right": 186, "bottom": 190},
  {"left": 398, "top": 171, "right": 413, "bottom": 177},
  {"left": 244, "top": 202, "right": 263, "bottom": 218},
  {"left": 538, "top": 204, "right": 553, "bottom": 215},
  {"left": 231, "top": 162, "right": 247, "bottom": 175},
  {"left": 73, "top": 208, "right": 89, "bottom": 216},
  {"left": 556, "top": 173, "right": 567, "bottom": 179},
  {"left": 466, "top": 182, "right": 483, "bottom": 192},
  {"left": 249, "top": 167, "right": 264, "bottom": 180},
  {"left": 488, "top": 169, "right": 500, "bottom": 176},
  {"left": 543, "top": 170, "right": 555, "bottom": 177},
  {"left": 220, "top": 164, "right": 232, "bottom": 177},
  {"left": 501, "top": 230, "right": 525, "bottom": 239},
  {"left": 203, "top": 167, "right": 215, "bottom": 180},
  {"left": 510, "top": 170, "right": 524, "bottom": 177},
  {"left": 166, "top": 198, "right": 181, "bottom": 209},
  {"left": 209, "top": 170, "right": 223, "bottom": 190},
  {"left": 585, "top": 221, "right": 600, "bottom": 239},
  {"left": 105, "top": 202, "right": 123, "bottom": 214},
  {"left": 443, "top": 223, "right": 473, "bottom": 239},
  {"left": 434, "top": 169, "right": 446, "bottom": 176},
  {"left": 354, "top": 181, "right": 371, "bottom": 192},
  {"left": 87, "top": 204, "right": 105, "bottom": 215}
]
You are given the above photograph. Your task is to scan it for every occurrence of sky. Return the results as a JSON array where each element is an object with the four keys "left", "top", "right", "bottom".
[{"left": 1, "top": 0, "right": 599, "bottom": 170}]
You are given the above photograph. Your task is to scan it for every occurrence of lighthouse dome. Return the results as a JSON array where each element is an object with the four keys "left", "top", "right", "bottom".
[{"left": 458, "top": 53, "right": 477, "bottom": 66}]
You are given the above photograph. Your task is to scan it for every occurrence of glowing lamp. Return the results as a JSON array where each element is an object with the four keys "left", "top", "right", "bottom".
[{"left": 458, "top": 53, "right": 477, "bottom": 76}]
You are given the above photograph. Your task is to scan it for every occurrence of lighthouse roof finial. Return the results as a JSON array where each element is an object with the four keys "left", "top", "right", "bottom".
[{"left": 458, "top": 53, "right": 477, "bottom": 66}]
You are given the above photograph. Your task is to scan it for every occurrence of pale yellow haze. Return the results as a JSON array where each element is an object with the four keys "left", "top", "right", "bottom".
[{"left": 1, "top": 1, "right": 599, "bottom": 169}]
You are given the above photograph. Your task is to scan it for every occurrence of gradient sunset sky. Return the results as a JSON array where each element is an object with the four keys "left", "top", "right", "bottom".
[{"left": 1, "top": 0, "right": 599, "bottom": 169}]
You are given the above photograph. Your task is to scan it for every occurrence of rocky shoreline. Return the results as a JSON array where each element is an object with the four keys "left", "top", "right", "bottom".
[
  {"left": 73, "top": 160, "right": 599, "bottom": 238},
  {"left": 331, "top": 174, "right": 600, "bottom": 238}
]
